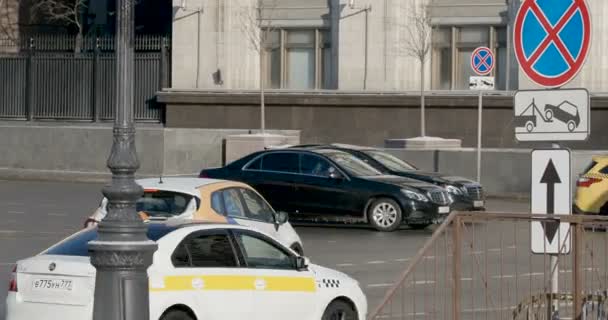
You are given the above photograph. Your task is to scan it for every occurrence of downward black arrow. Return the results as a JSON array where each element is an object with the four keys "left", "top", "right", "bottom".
[{"left": 540, "top": 159, "right": 561, "bottom": 243}]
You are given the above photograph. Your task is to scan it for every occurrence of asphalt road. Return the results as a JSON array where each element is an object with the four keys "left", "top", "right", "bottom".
[{"left": 0, "top": 180, "right": 530, "bottom": 320}]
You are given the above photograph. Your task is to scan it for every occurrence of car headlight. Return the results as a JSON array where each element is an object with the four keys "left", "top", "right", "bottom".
[
  {"left": 401, "top": 189, "right": 429, "bottom": 202},
  {"left": 461, "top": 186, "right": 468, "bottom": 194},
  {"left": 445, "top": 185, "right": 463, "bottom": 195}
]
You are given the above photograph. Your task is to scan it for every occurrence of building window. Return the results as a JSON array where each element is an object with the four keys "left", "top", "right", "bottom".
[
  {"left": 432, "top": 26, "right": 508, "bottom": 91},
  {"left": 431, "top": 27, "right": 452, "bottom": 90},
  {"left": 263, "top": 28, "right": 331, "bottom": 90}
]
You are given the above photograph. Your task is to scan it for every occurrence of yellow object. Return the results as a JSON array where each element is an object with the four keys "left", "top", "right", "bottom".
[
  {"left": 574, "top": 155, "right": 608, "bottom": 214},
  {"left": 150, "top": 275, "right": 317, "bottom": 292}
]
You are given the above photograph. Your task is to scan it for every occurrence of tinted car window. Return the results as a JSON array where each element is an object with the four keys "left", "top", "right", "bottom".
[
  {"left": 246, "top": 156, "right": 262, "bottom": 170},
  {"left": 239, "top": 188, "right": 274, "bottom": 223},
  {"left": 301, "top": 154, "right": 333, "bottom": 177},
  {"left": 365, "top": 150, "right": 417, "bottom": 172},
  {"left": 600, "top": 166, "right": 608, "bottom": 175},
  {"left": 223, "top": 189, "right": 246, "bottom": 217},
  {"left": 173, "top": 233, "right": 237, "bottom": 268},
  {"left": 211, "top": 191, "right": 225, "bottom": 214},
  {"left": 317, "top": 150, "right": 381, "bottom": 177},
  {"left": 45, "top": 224, "right": 176, "bottom": 257},
  {"left": 235, "top": 232, "right": 294, "bottom": 270},
  {"left": 261, "top": 153, "right": 299, "bottom": 173},
  {"left": 136, "top": 190, "right": 194, "bottom": 217}
]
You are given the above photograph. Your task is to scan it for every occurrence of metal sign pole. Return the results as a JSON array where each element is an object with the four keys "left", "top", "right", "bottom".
[
  {"left": 550, "top": 142, "right": 560, "bottom": 320},
  {"left": 477, "top": 91, "right": 483, "bottom": 183}
]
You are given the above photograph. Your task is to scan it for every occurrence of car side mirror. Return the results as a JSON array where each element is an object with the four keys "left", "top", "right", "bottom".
[
  {"left": 294, "top": 256, "right": 310, "bottom": 271},
  {"left": 329, "top": 171, "right": 343, "bottom": 180},
  {"left": 273, "top": 211, "right": 289, "bottom": 230}
]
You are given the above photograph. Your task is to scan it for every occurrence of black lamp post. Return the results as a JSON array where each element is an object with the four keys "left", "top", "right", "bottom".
[{"left": 88, "top": 0, "right": 157, "bottom": 319}]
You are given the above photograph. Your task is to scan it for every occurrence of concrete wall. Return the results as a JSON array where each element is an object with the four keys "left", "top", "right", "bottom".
[
  {"left": 0, "top": 123, "right": 299, "bottom": 181},
  {"left": 0, "top": 0, "right": 19, "bottom": 53},
  {"left": 385, "top": 148, "right": 608, "bottom": 197},
  {"left": 158, "top": 90, "right": 608, "bottom": 149}
]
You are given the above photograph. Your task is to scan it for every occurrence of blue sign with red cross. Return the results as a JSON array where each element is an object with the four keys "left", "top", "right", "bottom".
[
  {"left": 514, "top": 0, "right": 591, "bottom": 88},
  {"left": 470, "top": 47, "right": 495, "bottom": 76}
]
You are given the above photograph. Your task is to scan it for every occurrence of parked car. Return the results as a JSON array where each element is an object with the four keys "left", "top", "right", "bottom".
[
  {"left": 574, "top": 156, "right": 608, "bottom": 215},
  {"left": 5, "top": 221, "right": 367, "bottom": 320},
  {"left": 84, "top": 177, "right": 304, "bottom": 255},
  {"left": 297, "top": 144, "right": 485, "bottom": 211},
  {"left": 200, "top": 148, "right": 452, "bottom": 231}
]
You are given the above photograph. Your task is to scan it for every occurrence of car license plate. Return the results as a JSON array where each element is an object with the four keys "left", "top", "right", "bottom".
[
  {"left": 474, "top": 200, "right": 484, "bottom": 208},
  {"left": 33, "top": 279, "right": 73, "bottom": 291},
  {"left": 438, "top": 206, "right": 450, "bottom": 214}
]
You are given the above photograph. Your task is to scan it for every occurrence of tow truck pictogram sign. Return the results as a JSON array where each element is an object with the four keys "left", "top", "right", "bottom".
[{"left": 514, "top": 89, "right": 589, "bottom": 142}]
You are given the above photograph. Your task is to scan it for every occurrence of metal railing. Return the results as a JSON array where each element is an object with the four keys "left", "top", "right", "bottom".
[
  {"left": 369, "top": 212, "right": 608, "bottom": 320},
  {"left": 0, "top": 35, "right": 170, "bottom": 122}
]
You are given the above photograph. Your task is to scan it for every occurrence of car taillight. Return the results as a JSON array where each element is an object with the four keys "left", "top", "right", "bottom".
[
  {"left": 577, "top": 177, "right": 602, "bottom": 188},
  {"left": 8, "top": 265, "right": 17, "bottom": 292}
]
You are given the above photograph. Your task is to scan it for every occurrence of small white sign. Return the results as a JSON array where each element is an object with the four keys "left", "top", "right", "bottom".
[
  {"left": 531, "top": 149, "right": 571, "bottom": 255},
  {"left": 469, "top": 76, "right": 495, "bottom": 90},
  {"left": 514, "top": 89, "right": 590, "bottom": 141}
]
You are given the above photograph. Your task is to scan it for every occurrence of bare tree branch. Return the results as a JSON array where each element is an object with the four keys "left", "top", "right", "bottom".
[
  {"left": 238, "top": 0, "right": 278, "bottom": 54},
  {"left": 397, "top": 2, "right": 432, "bottom": 64},
  {"left": 32, "top": 0, "right": 88, "bottom": 52}
]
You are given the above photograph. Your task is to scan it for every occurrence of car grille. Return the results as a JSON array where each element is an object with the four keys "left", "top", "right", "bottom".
[
  {"left": 466, "top": 185, "right": 484, "bottom": 200},
  {"left": 428, "top": 190, "right": 450, "bottom": 206}
]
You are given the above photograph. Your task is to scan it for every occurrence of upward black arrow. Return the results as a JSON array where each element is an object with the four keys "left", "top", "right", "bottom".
[{"left": 540, "top": 159, "right": 561, "bottom": 243}]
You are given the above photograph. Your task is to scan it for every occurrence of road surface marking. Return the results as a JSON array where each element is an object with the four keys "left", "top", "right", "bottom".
[
  {"left": 7, "top": 211, "right": 24, "bottom": 214},
  {"left": 395, "top": 258, "right": 410, "bottom": 262},
  {"left": 367, "top": 283, "right": 394, "bottom": 288},
  {"left": 367, "top": 261, "right": 386, "bottom": 264},
  {"left": 336, "top": 263, "right": 354, "bottom": 267},
  {"left": 48, "top": 213, "right": 67, "bottom": 217}
]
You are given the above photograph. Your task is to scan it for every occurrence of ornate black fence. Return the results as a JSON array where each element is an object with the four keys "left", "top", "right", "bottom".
[{"left": 0, "top": 35, "right": 170, "bottom": 122}]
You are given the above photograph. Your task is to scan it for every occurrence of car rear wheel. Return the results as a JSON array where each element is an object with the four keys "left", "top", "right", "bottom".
[
  {"left": 367, "top": 198, "right": 402, "bottom": 232},
  {"left": 321, "top": 300, "right": 358, "bottom": 320},
  {"left": 161, "top": 309, "right": 194, "bottom": 320},
  {"left": 545, "top": 110, "right": 553, "bottom": 121}
]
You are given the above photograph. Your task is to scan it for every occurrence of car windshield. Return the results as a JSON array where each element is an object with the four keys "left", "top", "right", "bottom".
[
  {"left": 44, "top": 224, "right": 176, "bottom": 257},
  {"left": 365, "top": 150, "right": 418, "bottom": 172},
  {"left": 317, "top": 150, "right": 382, "bottom": 177}
]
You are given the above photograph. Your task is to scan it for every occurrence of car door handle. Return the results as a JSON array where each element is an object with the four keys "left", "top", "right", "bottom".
[{"left": 254, "top": 278, "right": 266, "bottom": 290}]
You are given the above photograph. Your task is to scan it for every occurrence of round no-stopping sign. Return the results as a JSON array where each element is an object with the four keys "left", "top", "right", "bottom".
[
  {"left": 514, "top": 0, "right": 591, "bottom": 88},
  {"left": 470, "top": 47, "right": 495, "bottom": 76}
]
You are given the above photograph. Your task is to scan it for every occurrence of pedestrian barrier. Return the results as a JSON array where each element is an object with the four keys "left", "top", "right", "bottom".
[{"left": 369, "top": 212, "right": 608, "bottom": 320}]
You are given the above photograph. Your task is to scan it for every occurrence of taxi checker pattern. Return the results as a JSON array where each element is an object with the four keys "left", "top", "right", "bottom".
[{"left": 319, "top": 279, "right": 341, "bottom": 289}]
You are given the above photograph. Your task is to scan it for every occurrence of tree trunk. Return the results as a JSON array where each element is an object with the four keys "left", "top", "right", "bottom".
[
  {"left": 74, "top": 31, "right": 83, "bottom": 54},
  {"left": 420, "top": 58, "right": 425, "bottom": 137},
  {"left": 259, "top": 49, "right": 265, "bottom": 133}
]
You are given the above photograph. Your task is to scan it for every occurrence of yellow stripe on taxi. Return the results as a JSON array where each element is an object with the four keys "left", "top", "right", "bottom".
[{"left": 150, "top": 275, "right": 317, "bottom": 292}]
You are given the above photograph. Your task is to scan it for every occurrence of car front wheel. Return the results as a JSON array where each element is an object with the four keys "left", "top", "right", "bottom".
[
  {"left": 367, "top": 198, "right": 402, "bottom": 232},
  {"left": 321, "top": 300, "right": 358, "bottom": 320}
]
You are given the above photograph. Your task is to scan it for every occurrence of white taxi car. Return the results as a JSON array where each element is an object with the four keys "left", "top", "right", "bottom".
[
  {"left": 84, "top": 177, "right": 304, "bottom": 255},
  {"left": 6, "top": 222, "right": 367, "bottom": 320}
]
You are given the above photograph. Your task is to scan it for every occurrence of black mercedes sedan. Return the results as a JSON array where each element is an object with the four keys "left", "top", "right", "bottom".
[
  {"left": 309, "top": 144, "right": 486, "bottom": 211},
  {"left": 200, "top": 148, "right": 452, "bottom": 231}
]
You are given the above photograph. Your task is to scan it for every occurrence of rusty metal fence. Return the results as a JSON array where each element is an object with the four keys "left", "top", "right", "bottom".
[
  {"left": 0, "top": 35, "right": 170, "bottom": 122},
  {"left": 369, "top": 212, "right": 608, "bottom": 320}
]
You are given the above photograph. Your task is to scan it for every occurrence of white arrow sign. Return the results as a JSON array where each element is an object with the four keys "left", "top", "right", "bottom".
[{"left": 531, "top": 149, "right": 571, "bottom": 254}]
